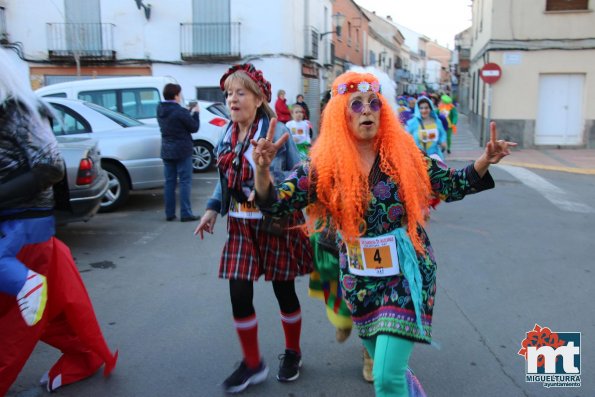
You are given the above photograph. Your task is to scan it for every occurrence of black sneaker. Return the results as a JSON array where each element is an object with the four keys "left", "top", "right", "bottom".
[
  {"left": 222, "top": 360, "right": 268, "bottom": 394},
  {"left": 276, "top": 349, "right": 302, "bottom": 382}
]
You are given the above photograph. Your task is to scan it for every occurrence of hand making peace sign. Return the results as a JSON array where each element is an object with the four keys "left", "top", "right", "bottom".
[{"left": 250, "top": 118, "right": 290, "bottom": 170}]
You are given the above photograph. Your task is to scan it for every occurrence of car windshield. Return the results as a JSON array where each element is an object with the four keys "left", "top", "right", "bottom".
[
  {"left": 84, "top": 102, "right": 144, "bottom": 127},
  {"left": 208, "top": 103, "right": 230, "bottom": 119}
]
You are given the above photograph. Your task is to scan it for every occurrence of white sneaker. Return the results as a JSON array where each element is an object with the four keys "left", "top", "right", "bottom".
[{"left": 17, "top": 270, "right": 48, "bottom": 326}]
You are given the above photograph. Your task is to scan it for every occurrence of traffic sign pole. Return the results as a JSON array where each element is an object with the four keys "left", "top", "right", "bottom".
[
  {"left": 484, "top": 85, "right": 492, "bottom": 147},
  {"left": 479, "top": 63, "right": 502, "bottom": 146}
]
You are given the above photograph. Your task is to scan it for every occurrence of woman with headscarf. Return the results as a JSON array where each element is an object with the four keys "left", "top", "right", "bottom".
[
  {"left": 406, "top": 96, "right": 448, "bottom": 161},
  {"left": 194, "top": 63, "right": 313, "bottom": 393},
  {"left": 250, "top": 71, "right": 515, "bottom": 397}
]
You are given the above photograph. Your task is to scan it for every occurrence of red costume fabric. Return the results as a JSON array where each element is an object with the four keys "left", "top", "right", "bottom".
[{"left": 0, "top": 237, "right": 117, "bottom": 394}]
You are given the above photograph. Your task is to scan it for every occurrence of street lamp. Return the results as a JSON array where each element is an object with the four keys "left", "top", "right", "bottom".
[{"left": 319, "top": 12, "right": 346, "bottom": 41}]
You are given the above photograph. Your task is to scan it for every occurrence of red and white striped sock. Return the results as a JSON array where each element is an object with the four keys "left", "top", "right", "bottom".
[
  {"left": 234, "top": 314, "right": 260, "bottom": 368},
  {"left": 280, "top": 309, "right": 302, "bottom": 354}
]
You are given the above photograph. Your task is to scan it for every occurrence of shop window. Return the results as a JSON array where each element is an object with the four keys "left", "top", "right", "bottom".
[{"left": 546, "top": 0, "right": 589, "bottom": 11}]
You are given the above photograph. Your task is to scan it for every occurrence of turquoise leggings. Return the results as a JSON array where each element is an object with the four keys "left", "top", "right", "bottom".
[{"left": 362, "top": 335, "right": 414, "bottom": 397}]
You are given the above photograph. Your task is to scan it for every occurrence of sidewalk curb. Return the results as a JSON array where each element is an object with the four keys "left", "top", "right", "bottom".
[
  {"left": 448, "top": 157, "right": 595, "bottom": 175},
  {"left": 498, "top": 161, "right": 595, "bottom": 175}
]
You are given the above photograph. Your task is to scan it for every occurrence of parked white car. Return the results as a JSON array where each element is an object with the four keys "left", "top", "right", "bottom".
[{"left": 35, "top": 76, "right": 229, "bottom": 172}]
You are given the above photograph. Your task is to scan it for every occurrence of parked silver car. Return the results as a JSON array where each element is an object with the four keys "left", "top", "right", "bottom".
[
  {"left": 46, "top": 97, "right": 165, "bottom": 212},
  {"left": 53, "top": 136, "right": 108, "bottom": 225}
]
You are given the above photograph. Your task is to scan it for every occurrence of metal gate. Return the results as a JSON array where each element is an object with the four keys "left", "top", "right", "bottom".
[{"left": 302, "top": 77, "right": 320, "bottom": 139}]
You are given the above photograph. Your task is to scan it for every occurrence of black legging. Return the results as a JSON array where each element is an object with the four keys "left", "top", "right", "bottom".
[{"left": 229, "top": 279, "right": 300, "bottom": 318}]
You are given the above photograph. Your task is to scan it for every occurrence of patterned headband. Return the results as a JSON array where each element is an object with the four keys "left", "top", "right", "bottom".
[
  {"left": 333, "top": 81, "right": 381, "bottom": 96},
  {"left": 220, "top": 63, "right": 272, "bottom": 103}
]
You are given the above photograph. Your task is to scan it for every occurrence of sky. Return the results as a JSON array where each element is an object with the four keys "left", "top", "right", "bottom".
[{"left": 353, "top": 0, "right": 472, "bottom": 49}]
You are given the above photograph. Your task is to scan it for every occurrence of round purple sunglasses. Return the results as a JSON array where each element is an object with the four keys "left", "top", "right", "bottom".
[{"left": 349, "top": 98, "right": 382, "bottom": 113}]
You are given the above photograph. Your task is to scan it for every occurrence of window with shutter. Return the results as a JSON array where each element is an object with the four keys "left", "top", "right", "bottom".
[
  {"left": 546, "top": 0, "right": 589, "bottom": 11},
  {"left": 64, "top": 0, "right": 102, "bottom": 53}
]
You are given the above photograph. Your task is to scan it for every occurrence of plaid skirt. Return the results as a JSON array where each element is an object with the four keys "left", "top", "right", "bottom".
[{"left": 219, "top": 212, "right": 313, "bottom": 281}]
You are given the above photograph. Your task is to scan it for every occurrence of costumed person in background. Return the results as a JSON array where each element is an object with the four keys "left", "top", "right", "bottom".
[
  {"left": 0, "top": 47, "right": 117, "bottom": 395},
  {"left": 438, "top": 94, "right": 459, "bottom": 154},
  {"left": 295, "top": 94, "right": 310, "bottom": 121},
  {"left": 194, "top": 63, "right": 313, "bottom": 394},
  {"left": 307, "top": 223, "right": 376, "bottom": 383},
  {"left": 251, "top": 71, "right": 515, "bottom": 397},
  {"left": 397, "top": 96, "right": 413, "bottom": 126},
  {"left": 274, "top": 89, "right": 291, "bottom": 124},
  {"left": 407, "top": 96, "right": 417, "bottom": 113},
  {"left": 406, "top": 96, "right": 447, "bottom": 161},
  {"left": 285, "top": 104, "right": 312, "bottom": 160},
  {"left": 429, "top": 94, "right": 449, "bottom": 133}
]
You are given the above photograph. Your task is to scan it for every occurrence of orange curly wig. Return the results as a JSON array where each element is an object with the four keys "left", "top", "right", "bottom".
[{"left": 308, "top": 71, "right": 431, "bottom": 253}]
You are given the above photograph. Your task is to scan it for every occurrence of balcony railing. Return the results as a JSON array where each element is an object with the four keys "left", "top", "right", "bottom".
[
  {"left": 47, "top": 23, "right": 115, "bottom": 61},
  {"left": 304, "top": 26, "right": 318, "bottom": 60},
  {"left": 180, "top": 22, "right": 240, "bottom": 61}
]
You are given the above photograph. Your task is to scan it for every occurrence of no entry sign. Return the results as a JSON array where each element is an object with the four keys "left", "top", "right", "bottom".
[{"left": 480, "top": 63, "right": 502, "bottom": 84}]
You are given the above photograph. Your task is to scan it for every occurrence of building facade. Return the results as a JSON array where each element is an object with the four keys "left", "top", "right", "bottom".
[
  {"left": 469, "top": 0, "right": 595, "bottom": 148},
  {"left": 426, "top": 41, "right": 452, "bottom": 93},
  {"left": 1, "top": 0, "right": 333, "bottom": 133},
  {"left": 453, "top": 27, "right": 472, "bottom": 112},
  {"left": 394, "top": 22, "right": 429, "bottom": 94},
  {"left": 328, "top": 0, "right": 370, "bottom": 82}
]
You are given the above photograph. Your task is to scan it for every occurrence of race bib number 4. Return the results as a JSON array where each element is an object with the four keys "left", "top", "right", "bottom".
[{"left": 347, "top": 235, "right": 400, "bottom": 277}]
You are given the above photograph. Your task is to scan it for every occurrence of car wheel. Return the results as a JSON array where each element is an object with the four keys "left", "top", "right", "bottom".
[
  {"left": 99, "top": 163, "right": 130, "bottom": 213},
  {"left": 192, "top": 142, "right": 214, "bottom": 172}
]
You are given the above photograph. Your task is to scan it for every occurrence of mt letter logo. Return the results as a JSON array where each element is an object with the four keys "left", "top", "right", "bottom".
[{"left": 518, "top": 324, "right": 581, "bottom": 388}]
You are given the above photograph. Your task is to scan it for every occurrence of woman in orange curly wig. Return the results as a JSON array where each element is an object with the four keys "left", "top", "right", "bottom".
[{"left": 251, "top": 71, "right": 515, "bottom": 397}]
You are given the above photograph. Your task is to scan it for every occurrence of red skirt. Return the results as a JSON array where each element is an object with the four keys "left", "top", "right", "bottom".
[{"left": 219, "top": 212, "right": 313, "bottom": 281}]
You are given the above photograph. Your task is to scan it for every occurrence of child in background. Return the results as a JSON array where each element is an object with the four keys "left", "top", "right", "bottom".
[{"left": 285, "top": 104, "right": 312, "bottom": 160}]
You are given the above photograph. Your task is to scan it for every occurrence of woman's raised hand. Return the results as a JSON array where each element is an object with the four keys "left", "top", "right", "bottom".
[
  {"left": 484, "top": 121, "right": 517, "bottom": 164},
  {"left": 250, "top": 118, "right": 289, "bottom": 170}
]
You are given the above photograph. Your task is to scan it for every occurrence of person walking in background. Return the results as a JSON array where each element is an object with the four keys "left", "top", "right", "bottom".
[
  {"left": 406, "top": 96, "right": 447, "bottom": 161},
  {"left": 157, "top": 83, "right": 200, "bottom": 222},
  {"left": 194, "top": 63, "right": 313, "bottom": 393},
  {"left": 438, "top": 94, "right": 459, "bottom": 154},
  {"left": 0, "top": 47, "right": 117, "bottom": 395},
  {"left": 274, "top": 89, "right": 291, "bottom": 124},
  {"left": 285, "top": 104, "right": 312, "bottom": 160},
  {"left": 295, "top": 94, "right": 310, "bottom": 120},
  {"left": 430, "top": 94, "right": 449, "bottom": 133},
  {"left": 251, "top": 71, "right": 515, "bottom": 397},
  {"left": 396, "top": 96, "right": 412, "bottom": 126}
]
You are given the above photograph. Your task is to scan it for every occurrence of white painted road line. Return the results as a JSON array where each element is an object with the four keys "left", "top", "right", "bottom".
[{"left": 496, "top": 165, "right": 595, "bottom": 214}]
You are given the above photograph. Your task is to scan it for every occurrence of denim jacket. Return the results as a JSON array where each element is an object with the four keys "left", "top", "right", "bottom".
[{"left": 206, "top": 116, "right": 301, "bottom": 216}]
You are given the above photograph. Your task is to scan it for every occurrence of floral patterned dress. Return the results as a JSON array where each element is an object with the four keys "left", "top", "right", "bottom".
[{"left": 260, "top": 155, "right": 494, "bottom": 343}]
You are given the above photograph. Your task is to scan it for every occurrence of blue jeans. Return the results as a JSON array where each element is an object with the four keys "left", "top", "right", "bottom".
[{"left": 163, "top": 156, "right": 193, "bottom": 218}]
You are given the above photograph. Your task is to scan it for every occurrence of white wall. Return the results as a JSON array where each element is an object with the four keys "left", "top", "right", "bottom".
[
  {"left": 6, "top": 0, "right": 331, "bottom": 107},
  {"left": 5, "top": 0, "right": 65, "bottom": 59},
  {"left": 425, "top": 59, "right": 441, "bottom": 88}
]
